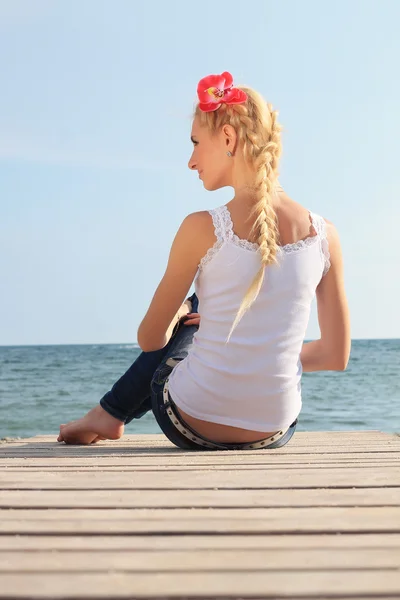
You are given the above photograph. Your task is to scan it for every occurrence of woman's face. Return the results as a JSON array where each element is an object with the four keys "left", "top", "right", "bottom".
[{"left": 188, "top": 116, "right": 232, "bottom": 191}]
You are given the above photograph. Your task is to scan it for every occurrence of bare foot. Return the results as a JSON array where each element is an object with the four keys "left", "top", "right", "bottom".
[{"left": 57, "top": 405, "right": 124, "bottom": 445}]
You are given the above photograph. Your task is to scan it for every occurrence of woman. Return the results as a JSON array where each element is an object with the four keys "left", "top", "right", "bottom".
[{"left": 58, "top": 71, "right": 351, "bottom": 450}]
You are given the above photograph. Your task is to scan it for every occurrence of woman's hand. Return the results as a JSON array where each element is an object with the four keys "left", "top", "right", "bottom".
[
  {"left": 177, "top": 298, "right": 200, "bottom": 327},
  {"left": 177, "top": 298, "right": 192, "bottom": 320},
  {"left": 183, "top": 312, "right": 200, "bottom": 326}
]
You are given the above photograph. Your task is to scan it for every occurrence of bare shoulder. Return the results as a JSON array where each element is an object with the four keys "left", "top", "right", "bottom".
[
  {"left": 179, "top": 210, "right": 215, "bottom": 243},
  {"left": 315, "top": 216, "right": 345, "bottom": 299},
  {"left": 181, "top": 210, "right": 212, "bottom": 229},
  {"left": 323, "top": 216, "right": 336, "bottom": 231},
  {"left": 179, "top": 210, "right": 217, "bottom": 264},
  {"left": 322, "top": 217, "right": 343, "bottom": 264}
]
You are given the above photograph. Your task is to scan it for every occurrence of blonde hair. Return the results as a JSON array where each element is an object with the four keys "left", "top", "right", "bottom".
[{"left": 194, "top": 86, "right": 283, "bottom": 342}]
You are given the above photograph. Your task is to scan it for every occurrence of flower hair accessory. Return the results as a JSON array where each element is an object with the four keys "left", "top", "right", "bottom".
[{"left": 197, "top": 71, "right": 248, "bottom": 112}]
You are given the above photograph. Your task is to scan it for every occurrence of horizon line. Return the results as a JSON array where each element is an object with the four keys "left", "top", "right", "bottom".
[{"left": 0, "top": 338, "right": 399, "bottom": 348}]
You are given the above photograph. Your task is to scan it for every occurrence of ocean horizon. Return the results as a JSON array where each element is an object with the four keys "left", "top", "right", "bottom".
[{"left": 1, "top": 339, "right": 399, "bottom": 440}]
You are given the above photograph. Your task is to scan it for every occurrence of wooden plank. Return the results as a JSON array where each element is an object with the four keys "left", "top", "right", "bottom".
[
  {"left": 1, "top": 534, "right": 400, "bottom": 551},
  {"left": 1, "top": 448, "right": 399, "bottom": 461},
  {"left": 1, "top": 454, "right": 399, "bottom": 467},
  {"left": 16, "top": 437, "right": 392, "bottom": 448},
  {"left": 2, "top": 433, "right": 399, "bottom": 448},
  {"left": 0, "top": 570, "right": 399, "bottom": 598},
  {"left": 0, "top": 506, "right": 400, "bottom": 522},
  {"left": 1, "top": 548, "right": 399, "bottom": 572},
  {"left": 0, "top": 431, "right": 398, "bottom": 599},
  {"left": 1, "top": 507, "right": 399, "bottom": 534},
  {"left": 1, "top": 431, "right": 398, "bottom": 448},
  {"left": 2, "top": 446, "right": 399, "bottom": 459},
  {"left": 1, "top": 469, "right": 400, "bottom": 488},
  {"left": 2, "top": 462, "right": 400, "bottom": 472},
  {"left": 1, "top": 487, "right": 399, "bottom": 508},
  {"left": 2, "top": 448, "right": 400, "bottom": 461},
  {"left": 1, "top": 431, "right": 394, "bottom": 443},
  {"left": 0, "top": 453, "right": 399, "bottom": 466}
]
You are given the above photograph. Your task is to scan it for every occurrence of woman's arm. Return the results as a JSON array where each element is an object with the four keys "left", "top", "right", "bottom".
[
  {"left": 300, "top": 219, "right": 351, "bottom": 372},
  {"left": 137, "top": 212, "right": 210, "bottom": 352},
  {"left": 164, "top": 298, "right": 193, "bottom": 345},
  {"left": 300, "top": 339, "right": 344, "bottom": 372}
]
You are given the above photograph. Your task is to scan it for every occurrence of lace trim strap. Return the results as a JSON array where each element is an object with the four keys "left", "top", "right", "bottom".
[
  {"left": 209, "top": 207, "right": 222, "bottom": 238},
  {"left": 216, "top": 205, "right": 234, "bottom": 241},
  {"left": 309, "top": 211, "right": 323, "bottom": 236},
  {"left": 310, "top": 212, "right": 331, "bottom": 276},
  {"left": 198, "top": 207, "right": 225, "bottom": 271},
  {"left": 199, "top": 206, "right": 331, "bottom": 275}
]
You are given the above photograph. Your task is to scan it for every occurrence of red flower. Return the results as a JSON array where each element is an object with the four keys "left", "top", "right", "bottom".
[{"left": 197, "top": 71, "right": 248, "bottom": 112}]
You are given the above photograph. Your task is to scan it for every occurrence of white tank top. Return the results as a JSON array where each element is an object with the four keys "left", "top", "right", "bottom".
[{"left": 168, "top": 203, "right": 331, "bottom": 431}]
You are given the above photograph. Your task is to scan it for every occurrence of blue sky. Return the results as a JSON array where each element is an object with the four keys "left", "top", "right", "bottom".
[{"left": 0, "top": 0, "right": 399, "bottom": 345}]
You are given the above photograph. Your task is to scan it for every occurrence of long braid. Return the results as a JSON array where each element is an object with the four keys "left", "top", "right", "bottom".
[
  {"left": 195, "top": 88, "right": 283, "bottom": 342},
  {"left": 225, "top": 101, "right": 282, "bottom": 341}
]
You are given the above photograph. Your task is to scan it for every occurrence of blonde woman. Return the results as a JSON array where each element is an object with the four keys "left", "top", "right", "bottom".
[{"left": 58, "top": 71, "right": 351, "bottom": 449}]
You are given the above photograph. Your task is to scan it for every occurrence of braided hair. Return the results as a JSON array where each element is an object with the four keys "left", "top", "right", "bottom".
[{"left": 194, "top": 87, "right": 283, "bottom": 342}]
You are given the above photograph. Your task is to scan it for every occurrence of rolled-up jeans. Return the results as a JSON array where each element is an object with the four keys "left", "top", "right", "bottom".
[{"left": 100, "top": 293, "right": 297, "bottom": 450}]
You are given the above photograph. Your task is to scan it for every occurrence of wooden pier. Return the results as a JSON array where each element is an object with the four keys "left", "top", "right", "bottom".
[{"left": 0, "top": 430, "right": 399, "bottom": 598}]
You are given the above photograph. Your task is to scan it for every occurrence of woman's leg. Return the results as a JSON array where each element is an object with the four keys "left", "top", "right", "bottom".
[
  {"left": 100, "top": 292, "right": 199, "bottom": 423},
  {"left": 99, "top": 343, "right": 173, "bottom": 424},
  {"left": 58, "top": 294, "right": 198, "bottom": 444}
]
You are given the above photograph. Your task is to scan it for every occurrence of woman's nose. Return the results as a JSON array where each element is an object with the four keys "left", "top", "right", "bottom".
[{"left": 188, "top": 153, "right": 197, "bottom": 170}]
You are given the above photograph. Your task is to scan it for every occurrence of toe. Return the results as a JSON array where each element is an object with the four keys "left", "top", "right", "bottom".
[
  {"left": 90, "top": 436, "right": 106, "bottom": 444},
  {"left": 58, "top": 424, "right": 68, "bottom": 442}
]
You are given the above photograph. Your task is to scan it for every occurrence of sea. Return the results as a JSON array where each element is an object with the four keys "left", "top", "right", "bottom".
[{"left": 0, "top": 339, "right": 399, "bottom": 440}]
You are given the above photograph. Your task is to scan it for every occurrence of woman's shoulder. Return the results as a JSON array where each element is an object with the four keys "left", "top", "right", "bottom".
[
  {"left": 276, "top": 193, "right": 337, "bottom": 244},
  {"left": 181, "top": 210, "right": 216, "bottom": 235},
  {"left": 179, "top": 210, "right": 221, "bottom": 263}
]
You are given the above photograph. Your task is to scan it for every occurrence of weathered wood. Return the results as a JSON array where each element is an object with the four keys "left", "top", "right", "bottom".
[
  {"left": 2, "top": 446, "right": 399, "bottom": 459},
  {"left": 2, "top": 432, "right": 399, "bottom": 446},
  {"left": 1, "top": 431, "right": 393, "bottom": 443},
  {"left": 0, "top": 487, "right": 399, "bottom": 508},
  {"left": 1, "top": 468, "right": 400, "bottom": 489},
  {"left": 1, "top": 453, "right": 399, "bottom": 467},
  {"left": 4, "top": 462, "right": 400, "bottom": 471},
  {"left": 1, "top": 507, "right": 399, "bottom": 534},
  {"left": 0, "top": 431, "right": 399, "bottom": 598},
  {"left": 1, "top": 506, "right": 400, "bottom": 521},
  {"left": 1, "top": 533, "right": 400, "bottom": 551},
  {"left": 1, "top": 548, "right": 400, "bottom": 571},
  {"left": 1, "top": 570, "right": 400, "bottom": 598}
]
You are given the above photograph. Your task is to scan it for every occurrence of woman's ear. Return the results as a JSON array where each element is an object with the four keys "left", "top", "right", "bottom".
[{"left": 222, "top": 124, "right": 237, "bottom": 152}]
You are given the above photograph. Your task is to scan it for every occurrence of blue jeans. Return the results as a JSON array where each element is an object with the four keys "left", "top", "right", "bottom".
[{"left": 100, "top": 293, "right": 297, "bottom": 450}]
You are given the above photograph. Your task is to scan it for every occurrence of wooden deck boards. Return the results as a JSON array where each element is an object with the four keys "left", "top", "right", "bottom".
[{"left": 0, "top": 431, "right": 399, "bottom": 598}]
